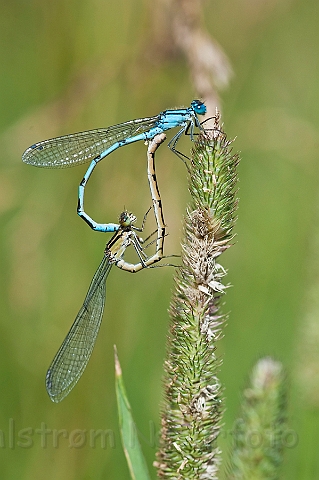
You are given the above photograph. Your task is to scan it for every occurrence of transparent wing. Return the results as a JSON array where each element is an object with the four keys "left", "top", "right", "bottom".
[
  {"left": 22, "top": 115, "right": 160, "bottom": 168},
  {"left": 46, "top": 255, "right": 112, "bottom": 402}
]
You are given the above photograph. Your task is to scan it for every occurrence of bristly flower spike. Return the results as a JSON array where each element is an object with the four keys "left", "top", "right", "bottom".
[{"left": 155, "top": 112, "right": 240, "bottom": 479}]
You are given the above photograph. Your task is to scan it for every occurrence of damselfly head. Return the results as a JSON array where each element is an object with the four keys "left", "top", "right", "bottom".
[
  {"left": 191, "top": 100, "right": 207, "bottom": 116},
  {"left": 119, "top": 211, "right": 136, "bottom": 228}
]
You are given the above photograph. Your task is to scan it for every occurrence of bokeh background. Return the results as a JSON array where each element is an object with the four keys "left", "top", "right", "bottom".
[{"left": 1, "top": 0, "right": 319, "bottom": 478}]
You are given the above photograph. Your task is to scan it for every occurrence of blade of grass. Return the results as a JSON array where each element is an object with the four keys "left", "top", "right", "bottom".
[{"left": 114, "top": 345, "right": 151, "bottom": 480}]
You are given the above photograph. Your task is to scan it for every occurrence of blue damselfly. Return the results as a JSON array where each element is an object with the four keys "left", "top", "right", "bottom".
[{"left": 22, "top": 101, "right": 206, "bottom": 232}]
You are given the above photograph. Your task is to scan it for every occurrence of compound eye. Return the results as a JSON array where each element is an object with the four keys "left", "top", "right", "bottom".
[
  {"left": 119, "top": 211, "right": 136, "bottom": 227},
  {"left": 191, "top": 100, "right": 207, "bottom": 115}
]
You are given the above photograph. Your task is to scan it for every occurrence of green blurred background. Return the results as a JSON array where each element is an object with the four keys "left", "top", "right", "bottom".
[{"left": 1, "top": 0, "right": 319, "bottom": 478}]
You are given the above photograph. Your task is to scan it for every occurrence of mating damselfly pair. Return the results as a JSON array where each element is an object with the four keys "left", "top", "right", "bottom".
[{"left": 22, "top": 101, "right": 207, "bottom": 401}]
